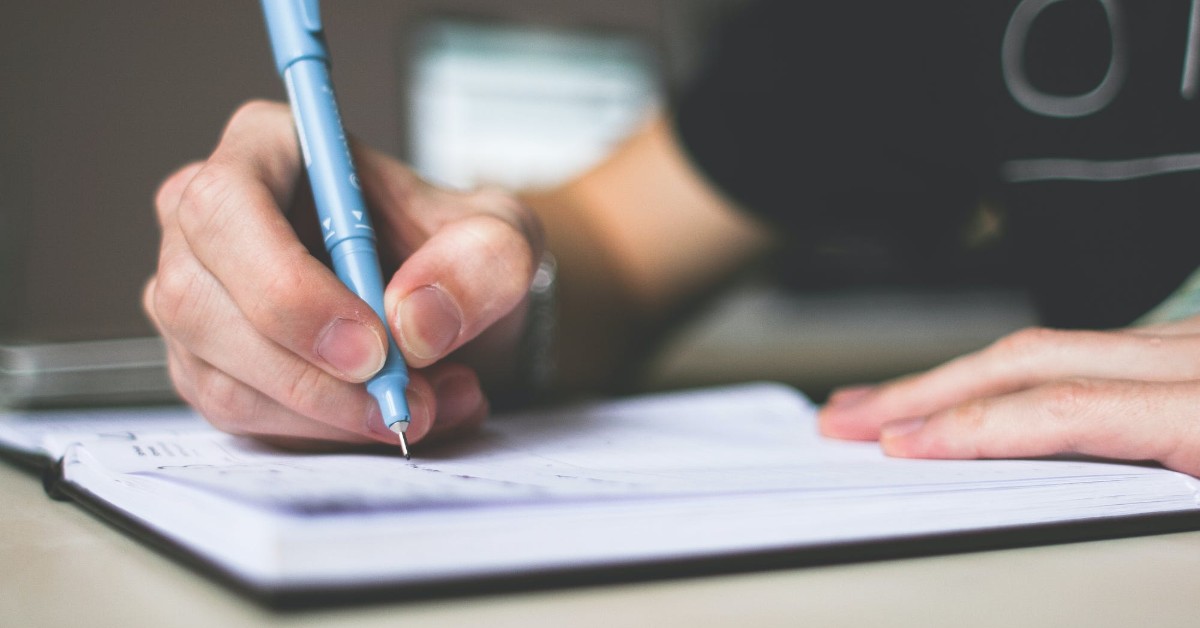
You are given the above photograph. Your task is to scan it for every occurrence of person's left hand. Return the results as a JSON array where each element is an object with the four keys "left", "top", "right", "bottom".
[{"left": 818, "top": 317, "right": 1200, "bottom": 476}]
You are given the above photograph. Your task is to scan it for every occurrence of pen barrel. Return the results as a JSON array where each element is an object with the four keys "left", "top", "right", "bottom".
[
  {"left": 284, "top": 61, "right": 370, "bottom": 253},
  {"left": 263, "top": 1, "right": 411, "bottom": 428},
  {"left": 284, "top": 59, "right": 412, "bottom": 410},
  {"left": 284, "top": 60, "right": 385, "bottom": 314}
]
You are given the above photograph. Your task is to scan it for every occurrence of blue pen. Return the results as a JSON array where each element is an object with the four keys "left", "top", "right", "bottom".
[{"left": 261, "top": 0, "right": 412, "bottom": 457}]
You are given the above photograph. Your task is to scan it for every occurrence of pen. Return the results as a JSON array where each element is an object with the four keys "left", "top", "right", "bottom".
[{"left": 261, "top": 0, "right": 412, "bottom": 458}]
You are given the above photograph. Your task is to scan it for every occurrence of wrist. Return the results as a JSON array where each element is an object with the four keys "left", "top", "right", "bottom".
[{"left": 515, "top": 252, "right": 557, "bottom": 396}]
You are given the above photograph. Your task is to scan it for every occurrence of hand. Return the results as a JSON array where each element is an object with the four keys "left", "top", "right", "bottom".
[
  {"left": 144, "top": 101, "right": 543, "bottom": 449},
  {"left": 819, "top": 318, "right": 1200, "bottom": 476}
]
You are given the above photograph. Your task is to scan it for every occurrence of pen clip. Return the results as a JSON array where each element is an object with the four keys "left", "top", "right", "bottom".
[
  {"left": 261, "top": 0, "right": 329, "bottom": 75},
  {"left": 298, "top": 0, "right": 322, "bottom": 34}
]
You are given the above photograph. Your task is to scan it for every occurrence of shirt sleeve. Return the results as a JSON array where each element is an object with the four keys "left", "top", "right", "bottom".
[{"left": 674, "top": 0, "right": 995, "bottom": 282}]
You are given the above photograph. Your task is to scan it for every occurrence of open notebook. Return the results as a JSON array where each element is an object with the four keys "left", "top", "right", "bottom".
[{"left": 2, "top": 383, "right": 1200, "bottom": 606}]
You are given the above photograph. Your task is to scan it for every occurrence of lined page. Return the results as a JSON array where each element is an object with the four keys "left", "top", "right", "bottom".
[
  {"left": 58, "top": 383, "right": 1200, "bottom": 587},
  {"left": 66, "top": 383, "right": 1200, "bottom": 514},
  {"left": 0, "top": 405, "right": 205, "bottom": 459}
]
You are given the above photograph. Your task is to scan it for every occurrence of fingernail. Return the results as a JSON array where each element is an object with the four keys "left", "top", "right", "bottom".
[
  {"left": 396, "top": 285, "right": 462, "bottom": 362},
  {"left": 825, "top": 385, "right": 875, "bottom": 409},
  {"left": 364, "top": 403, "right": 392, "bottom": 439},
  {"left": 317, "top": 318, "right": 386, "bottom": 381},
  {"left": 880, "top": 417, "right": 927, "bottom": 440}
]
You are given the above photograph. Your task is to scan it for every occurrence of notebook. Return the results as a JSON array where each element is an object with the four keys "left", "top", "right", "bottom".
[{"left": 2, "top": 383, "right": 1199, "bottom": 607}]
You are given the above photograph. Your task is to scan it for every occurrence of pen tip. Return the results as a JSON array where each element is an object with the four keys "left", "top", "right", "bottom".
[{"left": 392, "top": 427, "right": 411, "bottom": 460}]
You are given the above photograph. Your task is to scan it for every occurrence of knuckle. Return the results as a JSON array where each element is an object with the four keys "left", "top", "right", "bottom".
[
  {"left": 164, "top": 355, "right": 197, "bottom": 407},
  {"left": 990, "top": 326, "right": 1059, "bottom": 361},
  {"left": 280, "top": 363, "right": 331, "bottom": 416},
  {"left": 193, "top": 371, "right": 254, "bottom": 436},
  {"left": 1167, "top": 337, "right": 1200, "bottom": 379},
  {"left": 224, "top": 100, "right": 297, "bottom": 156},
  {"left": 151, "top": 257, "right": 208, "bottom": 335},
  {"left": 275, "top": 361, "right": 357, "bottom": 426},
  {"left": 927, "top": 401, "right": 992, "bottom": 459},
  {"left": 176, "top": 164, "right": 238, "bottom": 240},
  {"left": 1040, "top": 378, "right": 1098, "bottom": 424},
  {"left": 466, "top": 214, "right": 538, "bottom": 285},
  {"left": 1160, "top": 417, "right": 1200, "bottom": 473},
  {"left": 154, "top": 162, "right": 204, "bottom": 225},
  {"left": 244, "top": 262, "right": 310, "bottom": 338},
  {"left": 226, "top": 99, "right": 288, "bottom": 133},
  {"left": 141, "top": 277, "right": 159, "bottom": 326},
  {"left": 943, "top": 400, "right": 989, "bottom": 433},
  {"left": 469, "top": 188, "right": 545, "bottom": 257}
]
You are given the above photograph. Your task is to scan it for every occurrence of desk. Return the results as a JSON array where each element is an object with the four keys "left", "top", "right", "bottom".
[
  {"left": 642, "top": 285, "right": 1037, "bottom": 395},
  {"left": 2, "top": 462, "right": 1198, "bottom": 627}
]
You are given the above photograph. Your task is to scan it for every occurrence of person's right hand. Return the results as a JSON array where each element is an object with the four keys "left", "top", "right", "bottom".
[{"left": 144, "top": 101, "right": 544, "bottom": 450}]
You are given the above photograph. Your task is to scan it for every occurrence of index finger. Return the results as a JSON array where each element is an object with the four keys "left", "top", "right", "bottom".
[
  {"left": 820, "top": 327, "right": 1200, "bottom": 440},
  {"left": 170, "top": 100, "right": 389, "bottom": 383},
  {"left": 879, "top": 379, "right": 1200, "bottom": 476}
]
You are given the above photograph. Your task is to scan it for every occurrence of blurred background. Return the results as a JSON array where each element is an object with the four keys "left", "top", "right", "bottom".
[{"left": 0, "top": 0, "right": 1033, "bottom": 407}]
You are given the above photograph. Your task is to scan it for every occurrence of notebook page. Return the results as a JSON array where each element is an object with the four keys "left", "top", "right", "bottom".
[
  {"left": 0, "top": 405, "right": 205, "bottom": 459},
  {"left": 59, "top": 383, "right": 1200, "bottom": 587},
  {"left": 66, "top": 383, "right": 1200, "bottom": 513}
]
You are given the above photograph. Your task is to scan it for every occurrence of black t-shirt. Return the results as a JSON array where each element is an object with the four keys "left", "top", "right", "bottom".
[{"left": 676, "top": 0, "right": 1200, "bottom": 328}]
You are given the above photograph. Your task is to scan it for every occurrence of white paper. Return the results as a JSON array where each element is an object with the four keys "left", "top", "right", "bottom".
[
  {"left": 0, "top": 405, "right": 205, "bottom": 459},
  {"left": 41, "top": 383, "right": 1200, "bottom": 588}
]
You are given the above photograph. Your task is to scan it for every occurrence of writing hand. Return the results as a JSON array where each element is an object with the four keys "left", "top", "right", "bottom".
[
  {"left": 144, "top": 101, "right": 542, "bottom": 449},
  {"left": 819, "top": 319, "right": 1200, "bottom": 476}
]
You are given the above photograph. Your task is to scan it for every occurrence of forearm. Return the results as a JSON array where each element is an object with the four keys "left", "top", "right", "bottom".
[
  {"left": 521, "top": 184, "right": 643, "bottom": 394},
  {"left": 523, "top": 116, "right": 775, "bottom": 394}
]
